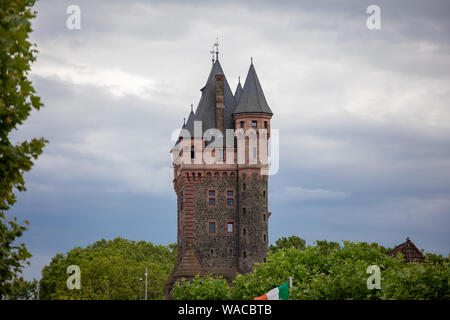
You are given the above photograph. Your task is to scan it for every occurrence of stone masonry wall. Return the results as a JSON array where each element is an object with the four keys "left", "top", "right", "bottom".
[
  {"left": 193, "top": 171, "right": 239, "bottom": 281},
  {"left": 238, "top": 171, "right": 268, "bottom": 273}
]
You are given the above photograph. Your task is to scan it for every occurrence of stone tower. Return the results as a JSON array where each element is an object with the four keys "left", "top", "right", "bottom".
[{"left": 166, "top": 54, "right": 273, "bottom": 296}]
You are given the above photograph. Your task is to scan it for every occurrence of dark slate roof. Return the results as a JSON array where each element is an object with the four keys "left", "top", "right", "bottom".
[
  {"left": 194, "top": 59, "right": 237, "bottom": 133},
  {"left": 184, "top": 109, "right": 196, "bottom": 136},
  {"left": 171, "top": 108, "right": 195, "bottom": 152},
  {"left": 233, "top": 62, "right": 273, "bottom": 115},
  {"left": 387, "top": 238, "right": 425, "bottom": 263},
  {"left": 234, "top": 80, "right": 243, "bottom": 103}
]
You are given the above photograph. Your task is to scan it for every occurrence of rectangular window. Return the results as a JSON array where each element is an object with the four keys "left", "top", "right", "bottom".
[
  {"left": 209, "top": 190, "right": 215, "bottom": 196},
  {"left": 227, "top": 198, "right": 233, "bottom": 206},
  {"left": 227, "top": 222, "right": 234, "bottom": 233},
  {"left": 209, "top": 198, "right": 215, "bottom": 205},
  {"left": 227, "top": 190, "right": 233, "bottom": 196},
  {"left": 240, "top": 121, "right": 244, "bottom": 128},
  {"left": 264, "top": 121, "right": 267, "bottom": 128},
  {"left": 209, "top": 222, "right": 215, "bottom": 233},
  {"left": 252, "top": 120, "right": 257, "bottom": 127}
]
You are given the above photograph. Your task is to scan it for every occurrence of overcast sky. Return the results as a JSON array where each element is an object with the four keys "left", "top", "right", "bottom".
[{"left": 9, "top": 0, "right": 450, "bottom": 280}]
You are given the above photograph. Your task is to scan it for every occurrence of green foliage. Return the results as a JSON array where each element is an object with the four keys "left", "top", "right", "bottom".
[
  {"left": 172, "top": 239, "right": 449, "bottom": 300},
  {"left": 39, "top": 238, "right": 176, "bottom": 300},
  {"left": 0, "top": 214, "right": 32, "bottom": 297},
  {"left": 7, "top": 276, "right": 37, "bottom": 299},
  {"left": 172, "top": 274, "right": 231, "bottom": 300},
  {"left": 269, "top": 235, "right": 306, "bottom": 253},
  {"left": 0, "top": 0, "right": 47, "bottom": 298}
]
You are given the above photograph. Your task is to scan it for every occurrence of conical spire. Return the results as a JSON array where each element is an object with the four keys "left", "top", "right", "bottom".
[
  {"left": 171, "top": 105, "right": 196, "bottom": 152},
  {"left": 194, "top": 59, "right": 237, "bottom": 133},
  {"left": 184, "top": 107, "right": 196, "bottom": 135},
  {"left": 234, "top": 76, "right": 243, "bottom": 103},
  {"left": 233, "top": 62, "right": 272, "bottom": 115}
]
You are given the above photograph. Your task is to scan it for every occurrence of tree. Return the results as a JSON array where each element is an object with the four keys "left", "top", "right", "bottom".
[
  {"left": 0, "top": 0, "right": 47, "bottom": 298},
  {"left": 7, "top": 277, "right": 37, "bottom": 299},
  {"left": 269, "top": 235, "right": 306, "bottom": 253},
  {"left": 172, "top": 274, "right": 231, "bottom": 300},
  {"left": 39, "top": 238, "right": 177, "bottom": 300},
  {"left": 172, "top": 238, "right": 449, "bottom": 300}
]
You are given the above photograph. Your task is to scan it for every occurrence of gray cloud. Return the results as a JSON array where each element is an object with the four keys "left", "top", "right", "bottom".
[{"left": 9, "top": 0, "right": 450, "bottom": 280}]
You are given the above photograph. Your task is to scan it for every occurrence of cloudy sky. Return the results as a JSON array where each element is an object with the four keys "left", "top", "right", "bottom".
[{"left": 9, "top": 0, "right": 450, "bottom": 280}]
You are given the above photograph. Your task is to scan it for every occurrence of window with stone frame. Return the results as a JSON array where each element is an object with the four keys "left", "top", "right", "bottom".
[
  {"left": 226, "top": 189, "right": 235, "bottom": 207},
  {"left": 226, "top": 221, "right": 234, "bottom": 234},
  {"left": 207, "top": 189, "right": 217, "bottom": 207},
  {"left": 208, "top": 220, "right": 216, "bottom": 234}
]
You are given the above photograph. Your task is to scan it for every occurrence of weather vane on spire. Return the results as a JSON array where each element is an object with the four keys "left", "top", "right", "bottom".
[{"left": 210, "top": 37, "right": 219, "bottom": 64}]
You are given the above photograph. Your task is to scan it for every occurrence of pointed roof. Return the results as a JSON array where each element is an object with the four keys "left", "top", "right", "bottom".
[
  {"left": 233, "top": 62, "right": 272, "bottom": 115},
  {"left": 171, "top": 246, "right": 205, "bottom": 279},
  {"left": 387, "top": 238, "right": 425, "bottom": 263},
  {"left": 195, "top": 59, "right": 237, "bottom": 133},
  {"left": 184, "top": 108, "right": 196, "bottom": 136},
  {"left": 171, "top": 106, "right": 196, "bottom": 152},
  {"left": 234, "top": 78, "right": 243, "bottom": 103}
]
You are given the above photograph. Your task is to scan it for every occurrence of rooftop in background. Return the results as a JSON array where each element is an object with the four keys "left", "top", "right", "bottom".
[{"left": 387, "top": 238, "right": 425, "bottom": 263}]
